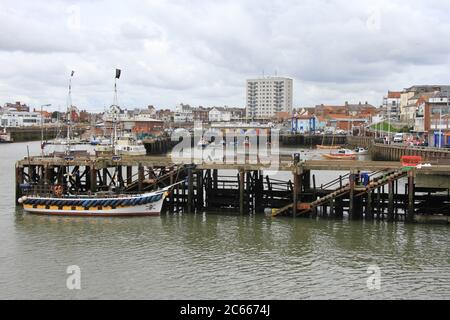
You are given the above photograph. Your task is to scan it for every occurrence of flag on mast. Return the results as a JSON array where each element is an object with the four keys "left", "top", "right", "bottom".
[
  {"left": 71, "top": 70, "right": 75, "bottom": 77},
  {"left": 115, "top": 69, "right": 121, "bottom": 79}
]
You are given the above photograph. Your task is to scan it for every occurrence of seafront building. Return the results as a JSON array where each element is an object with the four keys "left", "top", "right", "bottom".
[
  {"left": 246, "top": 77, "right": 293, "bottom": 120},
  {"left": 0, "top": 109, "right": 42, "bottom": 127}
]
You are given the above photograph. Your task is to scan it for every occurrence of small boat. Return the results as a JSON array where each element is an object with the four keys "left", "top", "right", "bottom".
[
  {"left": 322, "top": 149, "right": 356, "bottom": 160},
  {"left": 317, "top": 145, "right": 341, "bottom": 150},
  {"left": 18, "top": 186, "right": 173, "bottom": 217},
  {"left": 354, "top": 147, "right": 368, "bottom": 155},
  {"left": 115, "top": 136, "right": 147, "bottom": 156},
  {"left": 0, "top": 131, "right": 13, "bottom": 143}
]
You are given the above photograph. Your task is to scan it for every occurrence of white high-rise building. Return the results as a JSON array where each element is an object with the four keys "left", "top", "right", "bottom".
[{"left": 246, "top": 77, "right": 293, "bottom": 120}]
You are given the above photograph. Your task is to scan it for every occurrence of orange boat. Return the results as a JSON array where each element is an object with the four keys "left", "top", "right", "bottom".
[
  {"left": 322, "top": 149, "right": 356, "bottom": 160},
  {"left": 401, "top": 156, "right": 422, "bottom": 167}
]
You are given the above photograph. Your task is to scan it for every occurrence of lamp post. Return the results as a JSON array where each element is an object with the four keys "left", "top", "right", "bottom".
[
  {"left": 387, "top": 100, "right": 391, "bottom": 145},
  {"left": 40, "top": 104, "right": 52, "bottom": 157}
]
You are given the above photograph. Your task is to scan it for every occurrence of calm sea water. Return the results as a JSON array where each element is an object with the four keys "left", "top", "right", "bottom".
[{"left": 0, "top": 142, "right": 449, "bottom": 300}]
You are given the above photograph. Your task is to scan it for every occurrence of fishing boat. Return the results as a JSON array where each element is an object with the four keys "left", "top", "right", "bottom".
[
  {"left": 18, "top": 186, "right": 173, "bottom": 217},
  {"left": 115, "top": 136, "right": 147, "bottom": 156},
  {"left": 322, "top": 148, "right": 356, "bottom": 160}
]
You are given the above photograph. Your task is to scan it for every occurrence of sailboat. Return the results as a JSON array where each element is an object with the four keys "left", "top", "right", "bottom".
[
  {"left": 317, "top": 130, "right": 341, "bottom": 149},
  {"left": 19, "top": 69, "right": 174, "bottom": 217}
]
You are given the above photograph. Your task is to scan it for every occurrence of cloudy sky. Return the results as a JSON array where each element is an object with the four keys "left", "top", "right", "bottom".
[{"left": 1, "top": 0, "right": 449, "bottom": 112}]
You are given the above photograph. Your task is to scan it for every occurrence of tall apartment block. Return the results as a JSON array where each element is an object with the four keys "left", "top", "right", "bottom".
[{"left": 246, "top": 77, "right": 293, "bottom": 120}]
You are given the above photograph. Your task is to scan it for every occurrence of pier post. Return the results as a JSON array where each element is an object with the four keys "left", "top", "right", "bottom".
[
  {"left": 407, "top": 170, "right": 415, "bottom": 222},
  {"left": 293, "top": 169, "right": 299, "bottom": 217},
  {"left": 15, "top": 165, "right": 24, "bottom": 202},
  {"left": 138, "top": 163, "right": 145, "bottom": 192},
  {"left": 196, "top": 169, "right": 204, "bottom": 210},
  {"left": 302, "top": 169, "right": 311, "bottom": 191},
  {"left": 187, "top": 165, "right": 194, "bottom": 214},
  {"left": 366, "top": 191, "right": 373, "bottom": 220},
  {"left": 90, "top": 164, "right": 97, "bottom": 193},
  {"left": 102, "top": 168, "right": 108, "bottom": 188},
  {"left": 239, "top": 169, "right": 245, "bottom": 215},
  {"left": 312, "top": 174, "right": 317, "bottom": 218},
  {"left": 126, "top": 166, "right": 132, "bottom": 186},
  {"left": 348, "top": 172, "right": 355, "bottom": 219},
  {"left": 388, "top": 179, "right": 394, "bottom": 221}
]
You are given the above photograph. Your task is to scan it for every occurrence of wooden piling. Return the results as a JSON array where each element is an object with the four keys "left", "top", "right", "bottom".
[
  {"left": 388, "top": 179, "right": 394, "bottom": 221},
  {"left": 293, "top": 169, "right": 299, "bottom": 217},
  {"left": 187, "top": 166, "right": 194, "bottom": 214},
  {"left": 407, "top": 170, "right": 415, "bottom": 222},
  {"left": 239, "top": 169, "right": 245, "bottom": 215},
  {"left": 138, "top": 163, "right": 145, "bottom": 192},
  {"left": 90, "top": 165, "right": 97, "bottom": 193},
  {"left": 348, "top": 172, "right": 355, "bottom": 219}
]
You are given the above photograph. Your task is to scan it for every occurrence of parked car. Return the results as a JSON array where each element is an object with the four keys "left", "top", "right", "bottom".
[{"left": 393, "top": 133, "right": 404, "bottom": 143}]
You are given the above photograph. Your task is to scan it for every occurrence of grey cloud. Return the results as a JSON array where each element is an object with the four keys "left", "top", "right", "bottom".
[{"left": 1, "top": 0, "right": 450, "bottom": 111}]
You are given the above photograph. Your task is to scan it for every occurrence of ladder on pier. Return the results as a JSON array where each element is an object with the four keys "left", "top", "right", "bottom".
[{"left": 272, "top": 168, "right": 410, "bottom": 217}]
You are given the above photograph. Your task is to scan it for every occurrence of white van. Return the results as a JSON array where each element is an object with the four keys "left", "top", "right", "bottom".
[{"left": 393, "top": 133, "right": 404, "bottom": 143}]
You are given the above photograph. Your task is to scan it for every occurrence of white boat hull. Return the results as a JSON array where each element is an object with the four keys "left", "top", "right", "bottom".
[{"left": 20, "top": 191, "right": 168, "bottom": 217}]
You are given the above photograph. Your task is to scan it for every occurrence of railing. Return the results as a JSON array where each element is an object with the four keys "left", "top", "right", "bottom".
[{"left": 19, "top": 183, "right": 165, "bottom": 199}]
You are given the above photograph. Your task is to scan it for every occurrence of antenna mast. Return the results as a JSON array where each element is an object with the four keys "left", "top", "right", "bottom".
[{"left": 66, "top": 71, "right": 75, "bottom": 155}]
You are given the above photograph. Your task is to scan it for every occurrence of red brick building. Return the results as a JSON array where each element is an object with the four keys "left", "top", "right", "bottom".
[{"left": 131, "top": 119, "right": 164, "bottom": 136}]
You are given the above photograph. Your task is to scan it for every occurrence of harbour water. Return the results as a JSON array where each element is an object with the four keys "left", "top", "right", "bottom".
[{"left": 1, "top": 142, "right": 449, "bottom": 299}]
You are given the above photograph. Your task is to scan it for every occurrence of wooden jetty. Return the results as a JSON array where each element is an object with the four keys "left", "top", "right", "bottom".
[{"left": 15, "top": 155, "right": 450, "bottom": 223}]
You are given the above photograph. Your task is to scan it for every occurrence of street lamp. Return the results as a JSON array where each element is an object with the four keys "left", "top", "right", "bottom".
[{"left": 40, "top": 104, "right": 52, "bottom": 157}]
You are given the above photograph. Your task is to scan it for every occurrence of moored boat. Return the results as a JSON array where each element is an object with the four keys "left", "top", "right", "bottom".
[
  {"left": 322, "top": 149, "right": 356, "bottom": 160},
  {"left": 0, "top": 127, "right": 13, "bottom": 143},
  {"left": 115, "top": 136, "right": 147, "bottom": 156},
  {"left": 18, "top": 187, "right": 172, "bottom": 217}
]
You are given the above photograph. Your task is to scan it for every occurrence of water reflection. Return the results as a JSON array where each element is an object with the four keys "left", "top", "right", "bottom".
[{"left": 2, "top": 142, "right": 449, "bottom": 299}]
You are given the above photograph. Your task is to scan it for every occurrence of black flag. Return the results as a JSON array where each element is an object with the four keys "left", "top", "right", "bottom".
[
  {"left": 71, "top": 70, "right": 75, "bottom": 77},
  {"left": 115, "top": 69, "right": 121, "bottom": 79}
]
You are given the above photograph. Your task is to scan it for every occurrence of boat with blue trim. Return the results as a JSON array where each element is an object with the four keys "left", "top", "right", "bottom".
[{"left": 18, "top": 186, "right": 173, "bottom": 217}]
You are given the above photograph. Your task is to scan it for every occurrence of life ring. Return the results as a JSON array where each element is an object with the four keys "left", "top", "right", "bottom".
[{"left": 53, "top": 185, "right": 63, "bottom": 197}]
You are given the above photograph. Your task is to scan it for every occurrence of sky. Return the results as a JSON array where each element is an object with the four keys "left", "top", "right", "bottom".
[{"left": 1, "top": 0, "right": 450, "bottom": 112}]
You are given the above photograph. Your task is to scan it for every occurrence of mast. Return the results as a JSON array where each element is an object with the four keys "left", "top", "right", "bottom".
[
  {"left": 111, "top": 68, "right": 121, "bottom": 156},
  {"left": 66, "top": 71, "right": 75, "bottom": 155}
]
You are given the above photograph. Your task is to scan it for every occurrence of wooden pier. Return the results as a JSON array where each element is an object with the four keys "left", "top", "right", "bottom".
[{"left": 15, "top": 155, "right": 450, "bottom": 223}]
